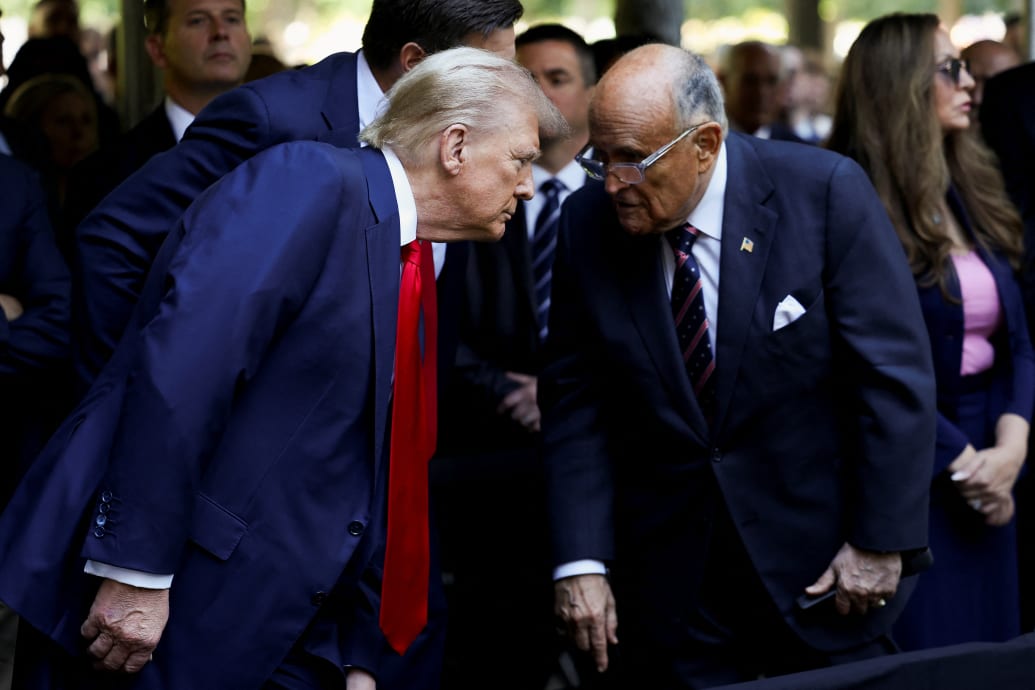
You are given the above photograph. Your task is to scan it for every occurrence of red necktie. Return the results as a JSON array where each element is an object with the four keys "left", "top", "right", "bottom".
[{"left": 380, "top": 239, "right": 437, "bottom": 654}]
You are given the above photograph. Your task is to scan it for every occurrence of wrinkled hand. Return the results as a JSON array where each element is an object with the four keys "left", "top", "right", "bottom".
[
  {"left": 81, "top": 579, "right": 169, "bottom": 673},
  {"left": 555, "top": 574, "right": 618, "bottom": 673},
  {"left": 497, "top": 372, "right": 540, "bottom": 432},
  {"left": 804, "top": 543, "right": 901, "bottom": 616},
  {"left": 346, "top": 668, "right": 376, "bottom": 690},
  {"left": 0, "top": 294, "right": 23, "bottom": 322}
]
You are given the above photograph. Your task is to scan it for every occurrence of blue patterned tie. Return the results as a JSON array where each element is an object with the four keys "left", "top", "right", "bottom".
[
  {"left": 532, "top": 179, "right": 564, "bottom": 341},
  {"left": 667, "top": 223, "right": 717, "bottom": 422}
]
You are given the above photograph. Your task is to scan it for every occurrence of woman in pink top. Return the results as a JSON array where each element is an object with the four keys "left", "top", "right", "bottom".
[{"left": 828, "top": 13, "right": 1034, "bottom": 650}]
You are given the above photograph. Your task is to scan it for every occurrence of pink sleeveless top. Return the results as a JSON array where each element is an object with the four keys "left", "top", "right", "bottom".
[{"left": 950, "top": 250, "right": 1002, "bottom": 375}]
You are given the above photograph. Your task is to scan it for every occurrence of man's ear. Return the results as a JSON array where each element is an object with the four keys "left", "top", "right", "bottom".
[
  {"left": 439, "top": 124, "right": 469, "bottom": 176},
  {"left": 144, "top": 34, "right": 167, "bottom": 69},
  {"left": 399, "top": 42, "right": 427, "bottom": 73},
  {"left": 695, "top": 122, "right": 723, "bottom": 172}
]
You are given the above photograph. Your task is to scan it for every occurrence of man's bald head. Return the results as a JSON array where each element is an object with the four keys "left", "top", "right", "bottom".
[
  {"left": 720, "top": 41, "right": 782, "bottom": 134},
  {"left": 593, "top": 43, "right": 727, "bottom": 134},
  {"left": 962, "top": 39, "right": 1020, "bottom": 117}
]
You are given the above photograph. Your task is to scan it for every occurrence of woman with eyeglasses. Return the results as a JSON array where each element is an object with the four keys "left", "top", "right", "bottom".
[{"left": 828, "top": 12, "right": 1032, "bottom": 650}]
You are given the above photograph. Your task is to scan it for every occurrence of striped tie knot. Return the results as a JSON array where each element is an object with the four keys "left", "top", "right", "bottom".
[{"left": 532, "top": 178, "right": 566, "bottom": 342}]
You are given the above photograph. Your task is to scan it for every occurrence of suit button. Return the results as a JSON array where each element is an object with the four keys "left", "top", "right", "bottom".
[
  {"left": 712, "top": 449, "right": 722, "bottom": 463},
  {"left": 95, "top": 515, "right": 107, "bottom": 526},
  {"left": 100, "top": 491, "right": 113, "bottom": 503},
  {"left": 347, "top": 521, "right": 364, "bottom": 537},
  {"left": 98, "top": 503, "right": 110, "bottom": 514},
  {"left": 93, "top": 528, "right": 106, "bottom": 538},
  {"left": 311, "top": 591, "right": 327, "bottom": 606}
]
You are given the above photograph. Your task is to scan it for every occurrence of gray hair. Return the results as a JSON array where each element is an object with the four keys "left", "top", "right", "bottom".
[
  {"left": 673, "top": 50, "right": 728, "bottom": 134},
  {"left": 359, "top": 47, "right": 569, "bottom": 164}
]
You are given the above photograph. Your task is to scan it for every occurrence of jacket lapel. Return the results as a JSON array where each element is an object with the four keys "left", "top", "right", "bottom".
[
  {"left": 358, "top": 147, "right": 401, "bottom": 478},
  {"left": 714, "top": 134, "right": 777, "bottom": 434},
  {"left": 317, "top": 53, "right": 362, "bottom": 147},
  {"left": 613, "top": 221, "right": 710, "bottom": 443}
]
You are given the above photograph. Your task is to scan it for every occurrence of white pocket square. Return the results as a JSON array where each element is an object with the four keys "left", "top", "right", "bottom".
[{"left": 773, "top": 295, "right": 806, "bottom": 331}]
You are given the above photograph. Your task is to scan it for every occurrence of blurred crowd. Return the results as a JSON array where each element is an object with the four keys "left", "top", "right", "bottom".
[{"left": 1, "top": 0, "right": 1034, "bottom": 689}]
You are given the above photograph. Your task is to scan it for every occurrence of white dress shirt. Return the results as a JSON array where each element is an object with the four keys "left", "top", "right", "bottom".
[
  {"left": 164, "top": 96, "right": 196, "bottom": 143},
  {"left": 553, "top": 143, "right": 728, "bottom": 582}
]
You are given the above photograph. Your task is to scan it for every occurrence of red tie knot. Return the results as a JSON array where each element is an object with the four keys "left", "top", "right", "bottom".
[{"left": 402, "top": 239, "right": 422, "bottom": 266}]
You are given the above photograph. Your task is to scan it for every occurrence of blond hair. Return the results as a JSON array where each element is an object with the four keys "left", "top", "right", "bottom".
[{"left": 359, "top": 47, "right": 569, "bottom": 165}]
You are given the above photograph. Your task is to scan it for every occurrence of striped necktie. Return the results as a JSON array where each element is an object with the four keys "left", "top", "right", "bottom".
[
  {"left": 532, "top": 179, "right": 564, "bottom": 341},
  {"left": 666, "top": 223, "right": 717, "bottom": 422}
]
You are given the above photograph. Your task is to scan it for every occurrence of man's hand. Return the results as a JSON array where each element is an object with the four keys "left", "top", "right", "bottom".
[
  {"left": 80, "top": 579, "right": 169, "bottom": 673},
  {"left": 554, "top": 574, "right": 618, "bottom": 673},
  {"left": 497, "top": 372, "right": 540, "bottom": 432},
  {"left": 804, "top": 543, "right": 901, "bottom": 616},
  {"left": 346, "top": 668, "right": 376, "bottom": 690},
  {"left": 0, "top": 294, "right": 23, "bottom": 322}
]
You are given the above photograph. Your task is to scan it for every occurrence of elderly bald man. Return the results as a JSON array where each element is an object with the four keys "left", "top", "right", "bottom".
[{"left": 542, "top": 44, "right": 936, "bottom": 688}]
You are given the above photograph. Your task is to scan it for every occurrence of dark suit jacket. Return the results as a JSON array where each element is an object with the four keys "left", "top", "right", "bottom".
[
  {"left": 0, "top": 116, "right": 50, "bottom": 172},
  {"left": 63, "top": 103, "right": 178, "bottom": 236},
  {"left": 0, "top": 144, "right": 402, "bottom": 688},
  {"left": 540, "top": 133, "right": 936, "bottom": 652},
  {"left": 73, "top": 52, "right": 360, "bottom": 385},
  {"left": 73, "top": 53, "right": 469, "bottom": 400},
  {"left": 0, "top": 155, "right": 71, "bottom": 502},
  {"left": 980, "top": 63, "right": 1035, "bottom": 331}
]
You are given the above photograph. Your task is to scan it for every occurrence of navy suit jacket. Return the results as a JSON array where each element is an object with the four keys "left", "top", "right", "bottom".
[
  {"left": 540, "top": 133, "right": 937, "bottom": 651},
  {"left": 0, "top": 144, "right": 403, "bottom": 687},
  {"left": 74, "top": 52, "right": 361, "bottom": 385},
  {"left": 63, "top": 103, "right": 178, "bottom": 237}
]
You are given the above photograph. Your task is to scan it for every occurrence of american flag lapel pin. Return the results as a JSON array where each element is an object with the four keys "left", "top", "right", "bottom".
[{"left": 740, "top": 237, "right": 754, "bottom": 253}]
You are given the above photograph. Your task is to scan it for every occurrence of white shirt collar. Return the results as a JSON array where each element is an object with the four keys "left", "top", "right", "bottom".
[
  {"left": 164, "top": 96, "right": 196, "bottom": 143},
  {"left": 686, "top": 141, "right": 727, "bottom": 241},
  {"left": 0, "top": 131, "right": 11, "bottom": 156},
  {"left": 380, "top": 145, "right": 418, "bottom": 248},
  {"left": 356, "top": 50, "right": 387, "bottom": 137}
]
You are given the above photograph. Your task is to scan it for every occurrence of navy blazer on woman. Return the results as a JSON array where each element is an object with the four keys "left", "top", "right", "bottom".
[
  {"left": 0, "top": 144, "right": 404, "bottom": 687},
  {"left": 916, "top": 188, "right": 1035, "bottom": 473}
]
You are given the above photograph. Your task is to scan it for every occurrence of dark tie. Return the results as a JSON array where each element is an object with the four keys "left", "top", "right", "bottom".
[
  {"left": 532, "top": 178, "right": 564, "bottom": 341},
  {"left": 666, "top": 223, "right": 717, "bottom": 422},
  {"left": 380, "top": 239, "right": 438, "bottom": 655}
]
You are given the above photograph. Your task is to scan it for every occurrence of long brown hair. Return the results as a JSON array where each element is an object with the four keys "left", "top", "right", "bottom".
[{"left": 827, "top": 13, "right": 1023, "bottom": 292}]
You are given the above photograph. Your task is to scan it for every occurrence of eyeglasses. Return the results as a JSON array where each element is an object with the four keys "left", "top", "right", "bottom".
[
  {"left": 935, "top": 57, "right": 970, "bottom": 86},
  {"left": 575, "top": 122, "right": 711, "bottom": 185}
]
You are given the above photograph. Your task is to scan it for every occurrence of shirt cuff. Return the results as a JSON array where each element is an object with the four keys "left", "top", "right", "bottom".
[
  {"left": 553, "top": 559, "right": 607, "bottom": 581},
  {"left": 84, "top": 561, "right": 174, "bottom": 589}
]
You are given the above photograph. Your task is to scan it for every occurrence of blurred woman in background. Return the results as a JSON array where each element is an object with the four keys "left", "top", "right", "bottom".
[{"left": 828, "top": 12, "right": 1033, "bottom": 650}]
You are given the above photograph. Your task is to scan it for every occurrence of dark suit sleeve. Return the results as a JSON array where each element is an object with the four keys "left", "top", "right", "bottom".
[
  {"left": 538, "top": 202, "right": 616, "bottom": 566},
  {"left": 0, "top": 164, "right": 70, "bottom": 381},
  {"left": 823, "top": 157, "right": 936, "bottom": 552},
  {"left": 79, "top": 145, "right": 346, "bottom": 573},
  {"left": 74, "top": 85, "right": 283, "bottom": 388}
]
